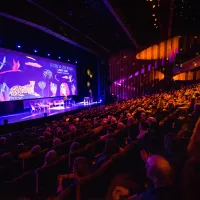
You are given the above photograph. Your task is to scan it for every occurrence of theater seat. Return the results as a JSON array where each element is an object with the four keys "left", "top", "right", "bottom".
[
  {"left": 77, "top": 160, "right": 115, "bottom": 199},
  {"left": 54, "top": 140, "right": 72, "bottom": 155},
  {"left": 1, "top": 171, "right": 36, "bottom": 198},
  {"left": 20, "top": 148, "right": 49, "bottom": 171},
  {"left": 36, "top": 155, "right": 68, "bottom": 195}
]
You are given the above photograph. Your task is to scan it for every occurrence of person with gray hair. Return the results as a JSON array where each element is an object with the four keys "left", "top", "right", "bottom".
[{"left": 130, "top": 155, "right": 179, "bottom": 200}]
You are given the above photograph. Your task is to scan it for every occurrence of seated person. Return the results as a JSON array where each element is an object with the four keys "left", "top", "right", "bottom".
[
  {"left": 70, "top": 142, "right": 81, "bottom": 153},
  {"left": 57, "top": 157, "right": 90, "bottom": 194},
  {"left": 130, "top": 155, "right": 178, "bottom": 200},
  {"left": 19, "top": 145, "right": 41, "bottom": 159},
  {"left": 100, "top": 127, "right": 114, "bottom": 140},
  {"left": 42, "top": 150, "right": 57, "bottom": 167},
  {"left": 93, "top": 138, "right": 123, "bottom": 170},
  {"left": 53, "top": 138, "right": 62, "bottom": 148}
]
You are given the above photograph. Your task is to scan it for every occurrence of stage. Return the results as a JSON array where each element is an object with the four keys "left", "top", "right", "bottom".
[{"left": 0, "top": 101, "right": 99, "bottom": 125}]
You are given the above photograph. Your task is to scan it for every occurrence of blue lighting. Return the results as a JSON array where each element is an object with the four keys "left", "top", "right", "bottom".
[
  {"left": 68, "top": 59, "right": 70, "bottom": 62},
  {"left": 17, "top": 45, "right": 21, "bottom": 49},
  {"left": 47, "top": 53, "right": 50, "bottom": 56},
  {"left": 58, "top": 56, "right": 61, "bottom": 59},
  {"left": 34, "top": 49, "right": 38, "bottom": 53},
  {"left": 100, "top": 99, "right": 102, "bottom": 102},
  {"left": 75, "top": 61, "right": 78, "bottom": 64}
]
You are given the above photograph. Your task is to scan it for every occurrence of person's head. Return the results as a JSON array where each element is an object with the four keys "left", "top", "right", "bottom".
[
  {"left": 55, "top": 129, "right": 63, "bottom": 138},
  {"left": 53, "top": 138, "right": 62, "bottom": 147},
  {"left": 140, "top": 112, "right": 147, "bottom": 121},
  {"left": 111, "top": 117, "right": 117, "bottom": 124},
  {"left": 107, "top": 127, "right": 114, "bottom": 135},
  {"left": 147, "top": 117, "right": 157, "bottom": 126},
  {"left": 70, "top": 142, "right": 80, "bottom": 153},
  {"left": 145, "top": 155, "right": 173, "bottom": 187},
  {"left": 38, "top": 135, "right": 45, "bottom": 142},
  {"left": 0, "top": 152, "right": 13, "bottom": 165},
  {"left": 43, "top": 131, "right": 52, "bottom": 140},
  {"left": 70, "top": 125, "right": 77, "bottom": 134},
  {"left": 46, "top": 127, "right": 52, "bottom": 133},
  {"left": 103, "top": 138, "right": 119, "bottom": 157},
  {"left": 73, "top": 157, "right": 90, "bottom": 177},
  {"left": 45, "top": 150, "right": 57, "bottom": 165},
  {"left": 127, "top": 116, "right": 134, "bottom": 126},
  {"left": 3, "top": 119, "right": 8, "bottom": 125},
  {"left": 0, "top": 137, "right": 7, "bottom": 145},
  {"left": 117, "top": 122, "right": 125, "bottom": 131},
  {"left": 31, "top": 145, "right": 41, "bottom": 155}
]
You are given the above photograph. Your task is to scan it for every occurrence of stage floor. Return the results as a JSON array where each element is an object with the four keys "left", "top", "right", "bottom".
[{"left": 0, "top": 102, "right": 98, "bottom": 125}]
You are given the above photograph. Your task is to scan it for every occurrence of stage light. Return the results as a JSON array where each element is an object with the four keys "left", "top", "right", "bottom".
[
  {"left": 47, "top": 53, "right": 50, "bottom": 56},
  {"left": 58, "top": 56, "right": 61, "bottom": 59},
  {"left": 34, "top": 49, "right": 38, "bottom": 53},
  {"left": 75, "top": 61, "right": 78, "bottom": 64},
  {"left": 100, "top": 99, "right": 102, "bottom": 102},
  {"left": 68, "top": 59, "right": 70, "bottom": 62},
  {"left": 17, "top": 45, "right": 21, "bottom": 49}
]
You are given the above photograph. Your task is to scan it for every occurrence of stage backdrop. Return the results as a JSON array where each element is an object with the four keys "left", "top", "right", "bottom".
[{"left": 0, "top": 48, "right": 77, "bottom": 101}]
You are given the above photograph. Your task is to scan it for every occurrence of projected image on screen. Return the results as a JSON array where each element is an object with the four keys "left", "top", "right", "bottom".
[{"left": 0, "top": 48, "right": 77, "bottom": 101}]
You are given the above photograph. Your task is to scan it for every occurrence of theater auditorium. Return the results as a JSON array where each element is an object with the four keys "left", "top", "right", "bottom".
[{"left": 0, "top": 0, "right": 200, "bottom": 199}]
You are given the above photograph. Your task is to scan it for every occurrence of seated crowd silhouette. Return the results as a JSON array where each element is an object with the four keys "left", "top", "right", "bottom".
[{"left": 0, "top": 83, "right": 200, "bottom": 200}]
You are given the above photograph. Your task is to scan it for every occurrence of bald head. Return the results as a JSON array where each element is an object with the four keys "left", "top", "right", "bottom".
[{"left": 146, "top": 155, "right": 173, "bottom": 187}]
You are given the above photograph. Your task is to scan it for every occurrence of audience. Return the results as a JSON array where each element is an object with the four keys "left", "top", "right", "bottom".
[{"left": 0, "top": 83, "right": 200, "bottom": 200}]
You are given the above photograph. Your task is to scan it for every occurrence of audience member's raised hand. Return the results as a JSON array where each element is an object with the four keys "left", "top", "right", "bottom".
[{"left": 140, "top": 149, "right": 151, "bottom": 163}]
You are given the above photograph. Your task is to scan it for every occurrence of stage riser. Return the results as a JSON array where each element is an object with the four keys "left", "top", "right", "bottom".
[{"left": 0, "top": 96, "right": 70, "bottom": 115}]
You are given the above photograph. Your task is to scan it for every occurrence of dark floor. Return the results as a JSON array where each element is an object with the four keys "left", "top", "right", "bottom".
[{"left": 0, "top": 102, "right": 98, "bottom": 125}]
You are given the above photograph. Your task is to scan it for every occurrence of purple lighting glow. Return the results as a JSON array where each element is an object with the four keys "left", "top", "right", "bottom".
[{"left": 134, "top": 71, "right": 139, "bottom": 76}]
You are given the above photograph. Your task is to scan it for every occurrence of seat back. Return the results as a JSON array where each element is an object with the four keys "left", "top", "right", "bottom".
[
  {"left": 79, "top": 160, "right": 115, "bottom": 199},
  {"left": 69, "top": 144, "right": 94, "bottom": 170},
  {"left": 54, "top": 140, "right": 72, "bottom": 155},
  {"left": 2, "top": 171, "right": 36, "bottom": 197},
  {"left": 36, "top": 156, "right": 68, "bottom": 195},
  {"left": 23, "top": 148, "right": 48, "bottom": 171}
]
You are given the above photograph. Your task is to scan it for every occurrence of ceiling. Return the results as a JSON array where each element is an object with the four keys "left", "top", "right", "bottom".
[
  {"left": 1, "top": 0, "right": 199, "bottom": 58},
  {"left": 0, "top": 0, "right": 138, "bottom": 57},
  {"left": 109, "top": 0, "right": 160, "bottom": 47},
  {"left": 172, "top": 0, "right": 200, "bottom": 36}
]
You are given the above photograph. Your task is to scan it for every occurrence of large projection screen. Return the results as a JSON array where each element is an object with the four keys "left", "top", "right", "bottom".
[{"left": 0, "top": 48, "right": 77, "bottom": 101}]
